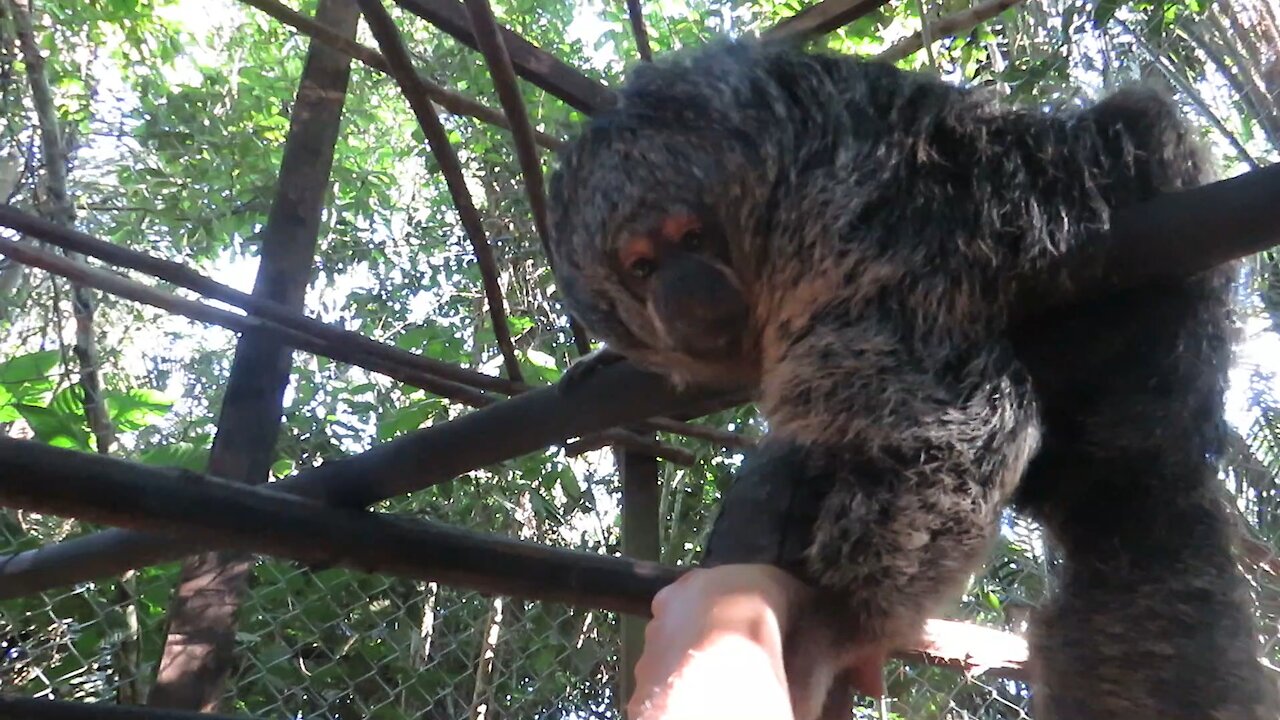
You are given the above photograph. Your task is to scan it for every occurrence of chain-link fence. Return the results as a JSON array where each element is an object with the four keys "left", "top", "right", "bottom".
[
  {"left": 5, "top": 482, "right": 1278, "bottom": 719},
  {"left": 0, "top": 472, "right": 627, "bottom": 720}
]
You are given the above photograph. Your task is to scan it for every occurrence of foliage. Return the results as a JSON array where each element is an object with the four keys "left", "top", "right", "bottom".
[{"left": 0, "top": 0, "right": 1277, "bottom": 718}]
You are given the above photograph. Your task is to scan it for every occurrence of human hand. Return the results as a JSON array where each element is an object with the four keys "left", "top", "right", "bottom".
[{"left": 626, "top": 564, "right": 812, "bottom": 720}]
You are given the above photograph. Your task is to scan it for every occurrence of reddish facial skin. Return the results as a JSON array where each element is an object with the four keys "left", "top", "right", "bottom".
[{"left": 617, "top": 213, "right": 704, "bottom": 282}]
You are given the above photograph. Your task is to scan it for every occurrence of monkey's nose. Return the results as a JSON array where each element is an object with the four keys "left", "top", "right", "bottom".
[{"left": 656, "top": 261, "right": 749, "bottom": 358}]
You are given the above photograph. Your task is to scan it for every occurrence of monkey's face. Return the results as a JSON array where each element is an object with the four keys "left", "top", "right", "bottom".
[
  {"left": 547, "top": 133, "right": 761, "bottom": 389},
  {"left": 546, "top": 41, "right": 783, "bottom": 388}
]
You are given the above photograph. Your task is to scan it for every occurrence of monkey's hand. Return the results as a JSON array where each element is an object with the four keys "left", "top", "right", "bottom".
[{"left": 557, "top": 346, "right": 627, "bottom": 394}]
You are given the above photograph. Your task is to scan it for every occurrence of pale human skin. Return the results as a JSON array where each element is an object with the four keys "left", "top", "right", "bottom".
[{"left": 626, "top": 564, "right": 880, "bottom": 720}]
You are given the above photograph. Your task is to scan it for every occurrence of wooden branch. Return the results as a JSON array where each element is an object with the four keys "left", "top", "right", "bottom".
[
  {"left": 1018, "top": 161, "right": 1280, "bottom": 317},
  {"left": 461, "top": 0, "right": 594, "bottom": 355},
  {"left": 358, "top": 0, "right": 524, "bottom": 382},
  {"left": 0, "top": 437, "right": 1031, "bottom": 681},
  {"left": 0, "top": 359, "right": 724, "bottom": 598},
  {"left": 0, "top": 238, "right": 709, "bottom": 468},
  {"left": 9, "top": 0, "right": 117, "bottom": 455},
  {"left": 0, "top": 205, "right": 754, "bottom": 449},
  {"left": 148, "top": 1, "right": 357, "bottom": 709},
  {"left": 625, "top": 0, "right": 654, "bottom": 62},
  {"left": 392, "top": 0, "right": 616, "bottom": 114},
  {"left": 763, "top": 0, "right": 893, "bottom": 42},
  {"left": 0, "top": 696, "right": 253, "bottom": 720},
  {"left": 0, "top": 236, "right": 496, "bottom": 403},
  {"left": 236, "top": 0, "right": 564, "bottom": 151},
  {"left": 565, "top": 427, "right": 697, "bottom": 466},
  {"left": 877, "top": 0, "right": 1026, "bottom": 63},
  {"left": 463, "top": 0, "right": 551, "bottom": 243},
  {"left": 619, "top": 442, "right": 662, "bottom": 702},
  {"left": 0, "top": 437, "right": 674, "bottom": 616},
  {"left": 593, "top": 428, "right": 698, "bottom": 466}
]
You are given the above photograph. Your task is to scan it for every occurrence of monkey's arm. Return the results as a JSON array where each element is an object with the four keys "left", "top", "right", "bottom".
[{"left": 759, "top": 315, "right": 1038, "bottom": 719}]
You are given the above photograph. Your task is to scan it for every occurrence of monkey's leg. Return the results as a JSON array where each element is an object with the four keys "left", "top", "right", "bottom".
[
  {"left": 1020, "top": 445, "right": 1275, "bottom": 719},
  {"left": 781, "top": 399, "right": 1038, "bottom": 717},
  {"left": 760, "top": 318, "right": 1040, "bottom": 719}
]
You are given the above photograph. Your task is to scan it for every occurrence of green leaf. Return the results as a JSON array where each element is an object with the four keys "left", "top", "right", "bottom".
[
  {"left": 105, "top": 387, "right": 173, "bottom": 431},
  {"left": 138, "top": 442, "right": 211, "bottom": 472},
  {"left": 17, "top": 403, "right": 91, "bottom": 450},
  {"left": 376, "top": 399, "right": 442, "bottom": 440},
  {"left": 0, "top": 349, "right": 60, "bottom": 387}
]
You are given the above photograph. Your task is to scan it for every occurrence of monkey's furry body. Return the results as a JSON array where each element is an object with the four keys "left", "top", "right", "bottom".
[{"left": 548, "top": 40, "right": 1274, "bottom": 718}]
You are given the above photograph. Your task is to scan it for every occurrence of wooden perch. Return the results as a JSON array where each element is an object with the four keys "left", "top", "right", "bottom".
[
  {"left": 1034, "top": 162, "right": 1280, "bottom": 313},
  {"left": 0, "top": 206, "right": 748, "bottom": 449},
  {"left": 358, "top": 0, "right": 526, "bottom": 382},
  {"left": 625, "top": 0, "right": 654, "bottom": 62},
  {"left": 0, "top": 437, "right": 1031, "bottom": 681},
  {"left": 0, "top": 359, "right": 720, "bottom": 598},
  {"left": 461, "top": 0, "right": 595, "bottom": 355},
  {"left": 0, "top": 437, "right": 674, "bottom": 616}
]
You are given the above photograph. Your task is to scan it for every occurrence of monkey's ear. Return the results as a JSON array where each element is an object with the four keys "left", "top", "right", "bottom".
[
  {"left": 1086, "top": 85, "right": 1180, "bottom": 140},
  {"left": 1085, "top": 85, "right": 1207, "bottom": 191}
]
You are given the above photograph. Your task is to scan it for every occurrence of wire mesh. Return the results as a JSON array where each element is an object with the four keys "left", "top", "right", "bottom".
[
  {"left": 5, "top": 485, "right": 1279, "bottom": 720},
  {"left": 4, "top": 1, "right": 1280, "bottom": 719}
]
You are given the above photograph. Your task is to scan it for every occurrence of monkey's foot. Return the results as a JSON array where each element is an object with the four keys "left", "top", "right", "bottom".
[
  {"left": 842, "top": 643, "right": 889, "bottom": 698},
  {"left": 810, "top": 644, "right": 889, "bottom": 720},
  {"left": 558, "top": 346, "right": 626, "bottom": 394},
  {"left": 786, "top": 627, "right": 890, "bottom": 720}
]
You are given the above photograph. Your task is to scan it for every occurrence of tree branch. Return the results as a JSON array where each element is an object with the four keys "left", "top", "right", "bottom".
[
  {"left": 461, "top": 0, "right": 594, "bottom": 355},
  {"left": 147, "top": 1, "right": 358, "bottom": 708},
  {"left": 1019, "top": 161, "right": 1280, "bottom": 315},
  {"left": 358, "top": 0, "right": 525, "bottom": 381},
  {"left": 876, "top": 0, "right": 1026, "bottom": 64},
  {"left": 6, "top": 0, "right": 116, "bottom": 455},
  {"left": 763, "top": 0, "right": 893, "bottom": 42},
  {"left": 391, "top": 0, "right": 616, "bottom": 113},
  {"left": 0, "top": 359, "right": 723, "bottom": 598},
  {"left": 625, "top": 0, "right": 654, "bottom": 62},
  {"left": 236, "top": 0, "right": 565, "bottom": 151},
  {"left": 0, "top": 206, "right": 751, "bottom": 448}
]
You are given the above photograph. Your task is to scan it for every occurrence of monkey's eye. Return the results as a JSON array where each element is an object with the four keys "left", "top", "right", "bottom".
[
  {"left": 628, "top": 258, "right": 657, "bottom": 279},
  {"left": 680, "top": 229, "right": 705, "bottom": 251}
]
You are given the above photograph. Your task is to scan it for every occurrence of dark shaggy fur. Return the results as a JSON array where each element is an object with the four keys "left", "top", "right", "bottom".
[{"left": 547, "top": 38, "right": 1275, "bottom": 718}]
